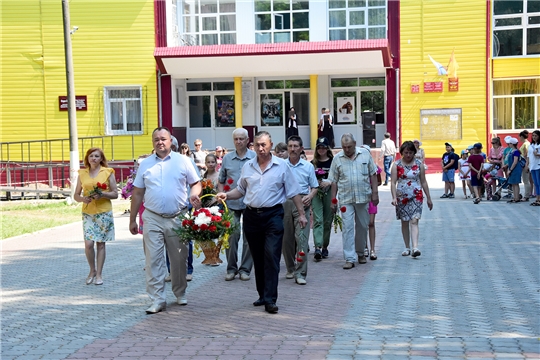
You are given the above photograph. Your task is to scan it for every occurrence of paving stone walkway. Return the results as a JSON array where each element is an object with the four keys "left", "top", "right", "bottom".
[{"left": 2, "top": 174, "right": 539, "bottom": 359}]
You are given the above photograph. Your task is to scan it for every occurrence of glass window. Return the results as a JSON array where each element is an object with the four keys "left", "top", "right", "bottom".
[
  {"left": 180, "top": 0, "right": 236, "bottom": 45},
  {"left": 328, "top": 0, "right": 387, "bottom": 40},
  {"left": 359, "top": 77, "right": 385, "bottom": 86},
  {"left": 331, "top": 78, "right": 358, "bottom": 87},
  {"left": 529, "top": 0, "right": 540, "bottom": 12},
  {"left": 285, "top": 80, "right": 310, "bottom": 88},
  {"left": 292, "top": 92, "right": 310, "bottom": 125},
  {"left": 213, "top": 82, "right": 235, "bottom": 91},
  {"left": 255, "top": 0, "right": 309, "bottom": 43},
  {"left": 261, "top": 94, "right": 284, "bottom": 126},
  {"left": 495, "top": 17, "right": 521, "bottom": 26},
  {"left": 493, "top": 0, "right": 539, "bottom": 57},
  {"left": 527, "top": 28, "right": 540, "bottom": 54},
  {"left": 189, "top": 95, "right": 212, "bottom": 128},
  {"left": 494, "top": 0, "right": 523, "bottom": 15},
  {"left": 187, "top": 82, "right": 212, "bottom": 91},
  {"left": 495, "top": 29, "right": 524, "bottom": 56},
  {"left": 258, "top": 80, "right": 284, "bottom": 89},
  {"left": 215, "top": 95, "right": 235, "bottom": 128},
  {"left": 104, "top": 86, "right": 143, "bottom": 135},
  {"left": 493, "top": 79, "right": 540, "bottom": 131},
  {"left": 333, "top": 91, "right": 357, "bottom": 124}
]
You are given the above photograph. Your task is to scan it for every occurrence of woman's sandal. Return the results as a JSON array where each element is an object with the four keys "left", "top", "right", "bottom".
[
  {"left": 412, "top": 248, "right": 421, "bottom": 258},
  {"left": 531, "top": 201, "right": 540, "bottom": 206},
  {"left": 402, "top": 249, "right": 411, "bottom": 256},
  {"left": 473, "top": 198, "right": 481, "bottom": 204},
  {"left": 507, "top": 199, "right": 519, "bottom": 203},
  {"left": 370, "top": 250, "right": 377, "bottom": 260}
]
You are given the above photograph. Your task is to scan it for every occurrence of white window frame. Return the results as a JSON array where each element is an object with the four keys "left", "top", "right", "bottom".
[
  {"left": 493, "top": 0, "right": 540, "bottom": 57},
  {"left": 328, "top": 0, "right": 387, "bottom": 41},
  {"left": 254, "top": 0, "right": 310, "bottom": 43},
  {"left": 180, "top": 0, "right": 237, "bottom": 46},
  {"left": 104, "top": 85, "right": 143, "bottom": 135},
  {"left": 492, "top": 78, "right": 540, "bottom": 132}
]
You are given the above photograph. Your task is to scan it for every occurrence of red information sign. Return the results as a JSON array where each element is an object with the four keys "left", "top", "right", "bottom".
[
  {"left": 59, "top": 96, "right": 87, "bottom": 111},
  {"left": 423, "top": 81, "right": 443, "bottom": 93},
  {"left": 448, "top": 78, "right": 459, "bottom": 92},
  {"left": 411, "top": 84, "right": 420, "bottom": 93}
]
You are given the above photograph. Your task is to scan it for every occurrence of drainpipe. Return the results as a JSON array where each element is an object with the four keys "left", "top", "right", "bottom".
[
  {"left": 395, "top": 67, "right": 400, "bottom": 145},
  {"left": 158, "top": 70, "right": 163, "bottom": 127}
]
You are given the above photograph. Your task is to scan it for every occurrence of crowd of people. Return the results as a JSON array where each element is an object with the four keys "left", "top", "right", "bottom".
[{"left": 73, "top": 127, "right": 540, "bottom": 316}]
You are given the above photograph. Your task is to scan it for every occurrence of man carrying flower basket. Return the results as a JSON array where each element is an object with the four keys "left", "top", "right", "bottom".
[
  {"left": 217, "top": 131, "right": 306, "bottom": 314},
  {"left": 328, "top": 134, "right": 379, "bottom": 270},
  {"left": 129, "top": 127, "right": 202, "bottom": 314}
]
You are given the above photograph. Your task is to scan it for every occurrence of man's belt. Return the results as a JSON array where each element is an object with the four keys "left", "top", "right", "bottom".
[
  {"left": 145, "top": 207, "right": 186, "bottom": 218},
  {"left": 245, "top": 204, "right": 282, "bottom": 214}
]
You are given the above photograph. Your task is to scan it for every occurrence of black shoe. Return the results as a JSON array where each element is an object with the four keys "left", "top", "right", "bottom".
[
  {"left": 314, "top": 248, "right": 322, "bottom": 260},
  {"left": 265, "top": 303, "right": 279, "bottom": 313},
  {"left": 253, "top": 298, "right": 265, "bottom": 307},
  {"left": 383, "top": 182, "right": 388, "bottom": 186},
  {"left": 321, "top": 248, "right": 329, "bottom": 258},
  {"left": 448, "top": 193, "right": 455, "bottom": 198}
]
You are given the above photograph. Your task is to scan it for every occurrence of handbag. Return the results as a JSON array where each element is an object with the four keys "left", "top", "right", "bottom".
[
  {"left": 518, "top": 156, "right": 527, "bottom": 168},
  {"left": 377, "top": 172, "right": 382, "bottom": 186}
]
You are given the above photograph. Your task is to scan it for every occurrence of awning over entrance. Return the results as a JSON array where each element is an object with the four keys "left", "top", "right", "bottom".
[{"left": 154, "top": 39, "right": 392, "bottom": 78}]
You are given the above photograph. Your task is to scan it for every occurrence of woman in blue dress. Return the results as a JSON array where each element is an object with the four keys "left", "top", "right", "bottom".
[{"left": 503, "top": 137, "right": 523, "bottom": 203}]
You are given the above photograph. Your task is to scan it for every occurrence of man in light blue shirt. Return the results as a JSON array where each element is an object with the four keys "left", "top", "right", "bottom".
[
  {"left": 217, "top": 131, "right": 307, "bottom": 314},
  {"left": 130, "top": 127, "right": 202, "bottom": 314},
  {"left": 218, "top": 128, "right": 255, "bottom": 282},
  {"left": 282, "top": 135, "right": 318, "bottom": 285}
]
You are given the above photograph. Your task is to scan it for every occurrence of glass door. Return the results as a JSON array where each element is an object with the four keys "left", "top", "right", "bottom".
[
  {"left": 291, "top": 91, "right": 310, "bottom": 146},
  {"left": 332, "top": 90, "right": 360, "bottom": 147}
]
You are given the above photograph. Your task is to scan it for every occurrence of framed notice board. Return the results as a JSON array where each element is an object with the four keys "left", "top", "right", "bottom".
[{"left": 420, "top": 108, "right": 462, "bottom": 141}]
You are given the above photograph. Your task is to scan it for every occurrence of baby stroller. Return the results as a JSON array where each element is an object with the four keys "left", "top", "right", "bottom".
[{"left": 490, "top": 171, "right": 523, "bottom": 201}]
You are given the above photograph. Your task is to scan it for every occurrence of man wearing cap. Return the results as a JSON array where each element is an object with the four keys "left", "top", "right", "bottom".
[
  {"left": 468, "top": 143, "right": 486, "bottom": 204},
  {"left": 440, "top": 142, "right": 458, "bottom": 198},
  {"left": 218, "top": 128, "right": 255, "bottom": 282},
  {"left": 379, "top": 132, "right": 397, "bottom": 185}
]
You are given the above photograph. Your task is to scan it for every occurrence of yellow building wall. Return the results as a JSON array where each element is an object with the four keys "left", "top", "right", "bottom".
[
  {"left": 1, "top": 0, "right": 157, "bottom": 162},
  {"left": 492, "top": 58, "right": 540, "bottom": 79},
  {"left": 400, "top": 0, "right": 488, "bottom": 159}
]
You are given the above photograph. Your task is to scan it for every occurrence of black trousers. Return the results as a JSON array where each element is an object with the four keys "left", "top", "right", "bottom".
[{"left": 243, "top": 205, "right": 284, "bottom": 304}]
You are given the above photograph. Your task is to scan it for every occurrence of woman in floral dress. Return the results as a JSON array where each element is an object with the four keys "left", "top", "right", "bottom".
[
  {"left": 390, "top": 141, "right": 433, "bottom": 258},
  {"left": 74, "top": 147, "right": 118, "bottom": 285}
]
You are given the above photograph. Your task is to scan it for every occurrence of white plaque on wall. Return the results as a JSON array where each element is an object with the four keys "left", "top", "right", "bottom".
[{"left": 242, "top": 81, "right": 252, "bottom": 103}]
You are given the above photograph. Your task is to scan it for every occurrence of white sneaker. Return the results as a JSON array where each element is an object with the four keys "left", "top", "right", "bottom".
[
  {"left": 295, "top": 278, "right": 307, "bottom": 285},
  {"left": 177, "top": 295, "right": 187, "bottom": 305},
  {"left": 225, "top": 273, "right": 236, "bottom": 281},
  {"left": 186, "top": 274, "right": 193, "bottom": 281},
  {"left": 239, "top": 273, "right": 250, "bottom": 281},
  {"left": 285, "top": 272, "right": 294, "bottom": 279},
  {"left": 165, "top": 274, "right": 171, "bottom": 282}
]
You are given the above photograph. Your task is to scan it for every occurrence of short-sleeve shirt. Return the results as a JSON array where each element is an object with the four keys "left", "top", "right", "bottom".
[
  {"left": 312, "top": 158, "right": 333, "bottom": 179},
  {"left": 134, "top": 151, "right": 200, "bottom": 214},
  {"left": 286, "top": 158, "right": 318, "bottom": 195},
  {"left": 467, "top": 154, "right": 484, "bottom": 176},
  {"left": 218, "top": 149, "right": 256, "bottom": 210},
  {"left": 78, "top": 167, "right": 114, "bottom": 215},
  {"left": 236, "top": 155, "right": 301, "bottom": 208},
  {"left": 327, "top": 147, "right": 377, "bottom": 204}
]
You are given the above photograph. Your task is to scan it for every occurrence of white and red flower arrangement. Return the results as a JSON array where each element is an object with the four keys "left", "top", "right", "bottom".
[{"left": 173, "top": 203, "right": 237, "bottom": 257}]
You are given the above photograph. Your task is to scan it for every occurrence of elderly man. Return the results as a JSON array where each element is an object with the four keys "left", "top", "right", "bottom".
[
  {"left": 282, "top": 135, "right": 318, "bottom": 285},
  {"left": 218, "top": 128, "right": 255, "bottom": 281},
  {"left": 217, "top": 131, "right": 307, "bottom": 314},
  {"left": 130, "top": 127, "right": 202, "bottom": 314},
  {"left": 328, "top": 133, "right": 379, "bottom": 269}
]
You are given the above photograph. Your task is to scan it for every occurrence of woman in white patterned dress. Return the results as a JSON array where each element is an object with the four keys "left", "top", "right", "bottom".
[{"left": 391, "top": 141, "right": 433, "bottom": 258}]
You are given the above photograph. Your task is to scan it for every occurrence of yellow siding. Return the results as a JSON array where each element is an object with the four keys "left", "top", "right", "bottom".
[
  {"left": 1, "top": 0, "right": 157, "bottom": 161},
  {"left": 492, "top": 58, "right": 540, "bottom": 78},
  {"left": 400, "top": 0, "right": 488, "bottom": 158}
]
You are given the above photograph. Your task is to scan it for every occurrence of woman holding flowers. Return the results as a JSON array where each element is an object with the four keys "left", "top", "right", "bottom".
[
  {"left": 310, "top": 137, "right": 334, "bottom": 260},
  {"left": 390, "top": 141, "right": 432, "bottom": 258},
  {"left": 74, "top": 147, "right": 118, "bottom": 285}
]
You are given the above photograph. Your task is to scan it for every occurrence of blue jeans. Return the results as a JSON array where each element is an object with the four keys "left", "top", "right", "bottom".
[
  {"left": 531, "top": 169, "right": 540, "bottom": 196},
  {"left": 383, "top": 156, "right": 393, "bottom": 184}
]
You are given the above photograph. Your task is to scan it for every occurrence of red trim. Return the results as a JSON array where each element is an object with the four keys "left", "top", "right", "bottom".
[
  {"left": 160, "top": 74, "right": 172, "bottom": 130},
  {"left": 154, "top": 0, "right": 167, "bottom": 47},
  {"left": 155, "top": 39, "right": 391, "bottom": 66},
  {"left": 386, "top": 0, "right": 400, "bottom": 144},
  {"left": 486, "top": 0, "right": 491, "bottom": 151}
]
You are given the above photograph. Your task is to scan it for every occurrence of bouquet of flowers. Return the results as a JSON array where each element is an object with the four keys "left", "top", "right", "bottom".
[
  {"left": 200, "top": 179, "right": 218, "bottom": 207},
  {"left": 121, "top": 169, "right": 136, "bottom": 200},
  {"left": 315, "top": 168, "right": 329, "bottom": 199},
  {"left": 331, "top": 198, "right": 345, "bottom": 233},
  {"left": 88, "top": 182, "right": 107, "bottom": 198},
  {"left": 173, "top": 195, "right": 237, "bottom": 264}
]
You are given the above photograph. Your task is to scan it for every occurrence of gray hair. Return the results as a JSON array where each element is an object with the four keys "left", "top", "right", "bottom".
[
  {"left": 232, "top": 128, "right": 249, "bottom": 139},
  {"left": 255, "top": 130, "right": 272, "bottom": 141},
  {"left": 341, "top": 133, "right": 356, "bottom": 143}
]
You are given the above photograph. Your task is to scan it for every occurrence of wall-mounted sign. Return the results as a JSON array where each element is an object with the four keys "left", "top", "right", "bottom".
[
  {"left": 448, "top": 78, "right": 459, "bottom": 92},
  {"left": 411, "top": 84, "right": 420, "bottom": 93},
  {"left": 59, "top": 96, "right": 87, "bottom": 111},
  {"left": 423, "top": 82, "right": 443, "bottom": 93},
  {"left": 242, "top": 81, "right": 252, "bottom": 103}
]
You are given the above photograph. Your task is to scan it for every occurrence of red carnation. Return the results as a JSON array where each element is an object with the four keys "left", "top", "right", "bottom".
[
  {"left": 209, "top": 225, "right": 217, "bottom": 232},
  {"left": 182, "top": 219, "right": 190, "bottom": 226},
  {"left": 331, "top": 198, "right": 338, "bottom": 205},
  {"left": 340, "top": 206, "right": 347, "bottom": 213},
  {"left": 223, "top": 185, "right": 230, "bottom": 191},
  {"left": 200, "top": 224, "right": 208, "bottom": 231},
  {"left": 298, "top": 251, "right": 305, "bottom": 256},
  {"left": 227, "top": 178, "right": 234, "bottom": 185},
  {"left": 192, "top": 225, "right": 199, "bottom": 231},
  {"left": 211, "top": 215, "right": 221, "bottom": 222},
  {"left": 219, "top": 210, "right": 224, "bottom": 213},
  {"left": 296, "top": 257, "right": 303, "bottom": 262},
  {"left": 223, "top": 221, "right": 230, "bottom": 227}
]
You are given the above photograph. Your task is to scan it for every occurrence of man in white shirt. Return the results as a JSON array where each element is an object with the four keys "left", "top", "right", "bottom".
[
  {"left": 129, "top": 127, "right": 202, "bottom": 314},
  {"left": 379, "top": 132, "right": 397, "bottom": 185}
]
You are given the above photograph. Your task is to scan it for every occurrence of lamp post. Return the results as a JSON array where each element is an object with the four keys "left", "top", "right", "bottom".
[{"left": 62, "top": 0, "right": 79, "bottom": 199}]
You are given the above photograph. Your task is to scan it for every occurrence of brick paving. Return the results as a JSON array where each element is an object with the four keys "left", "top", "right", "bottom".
[{"left": 1, "top": 174, "right": 539, "bottom": 359}]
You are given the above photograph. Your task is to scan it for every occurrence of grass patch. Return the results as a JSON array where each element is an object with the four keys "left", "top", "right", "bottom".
[{"left": 0, "top": 199, "right": 131, "bottom": 240}]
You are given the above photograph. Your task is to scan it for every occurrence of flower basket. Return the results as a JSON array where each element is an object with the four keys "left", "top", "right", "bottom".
[{"left": 173, "top": 194, "right": 237, "bottom": 266}]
